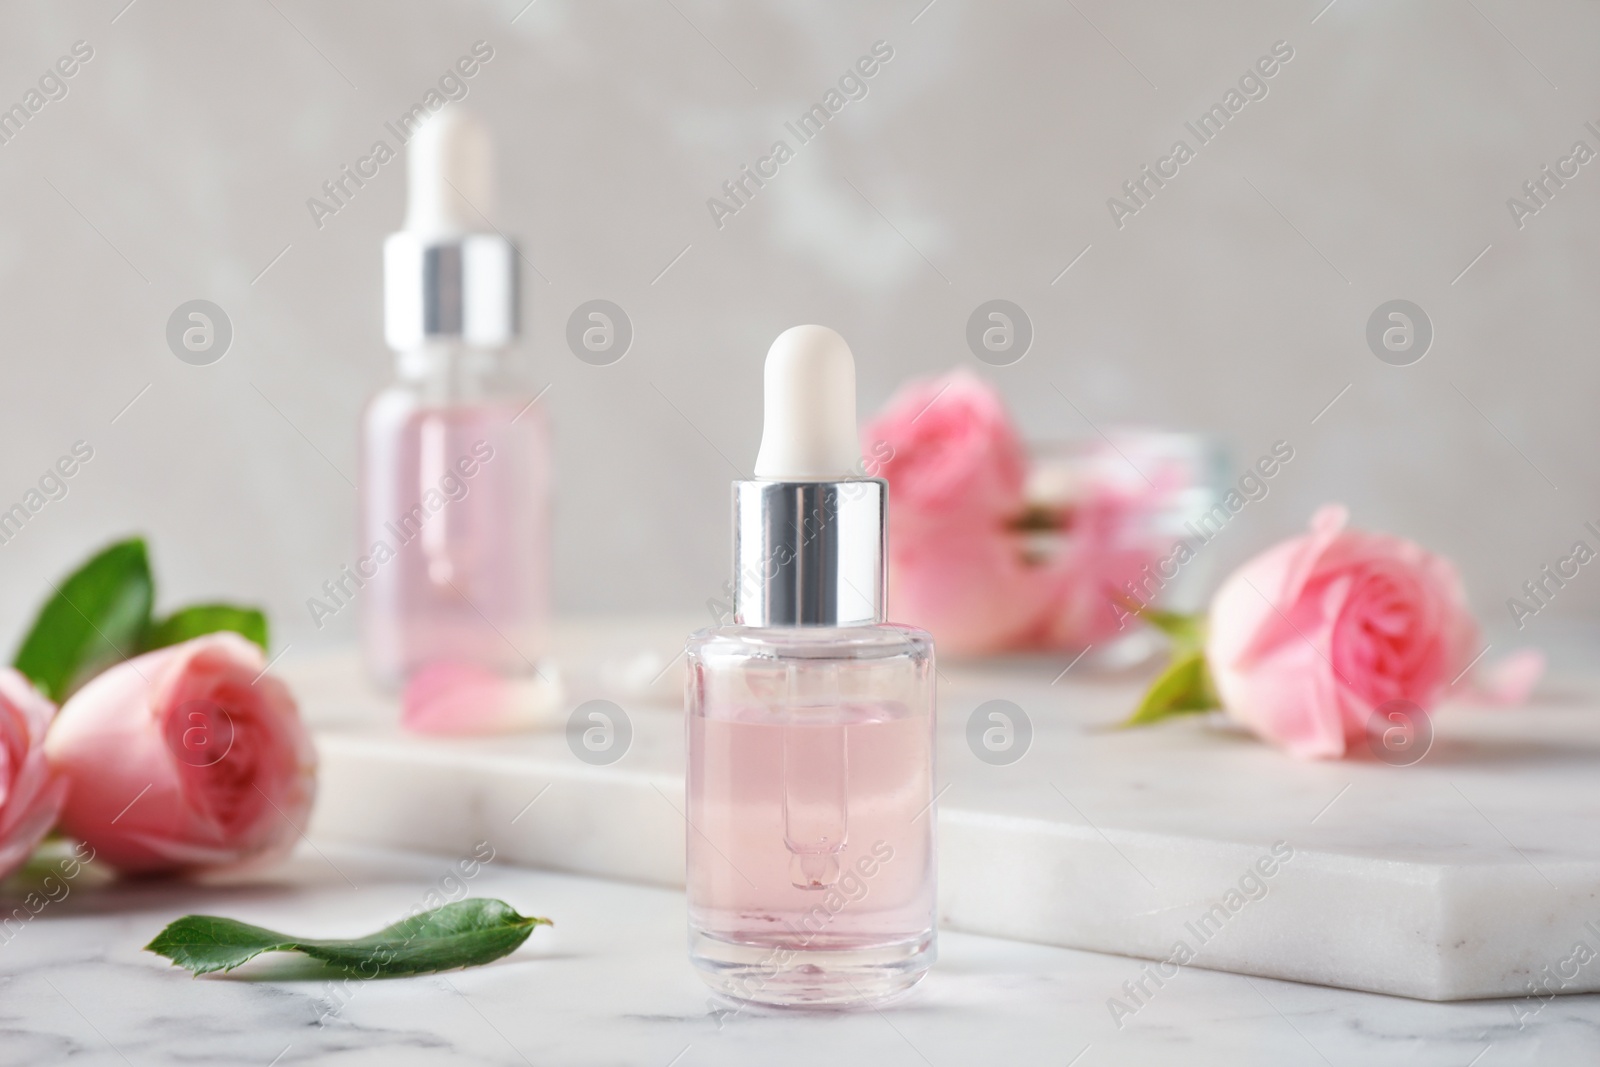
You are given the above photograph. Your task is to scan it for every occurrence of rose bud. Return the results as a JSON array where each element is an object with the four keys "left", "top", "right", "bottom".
[
  {"left": 0, "top": 669, "right": 67, "bottom": 881},
  {"left": 44, "top": 632, "right": 316, "bottom": 875}
]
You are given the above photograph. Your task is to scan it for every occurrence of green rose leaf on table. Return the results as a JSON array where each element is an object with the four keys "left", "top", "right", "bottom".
[
  {"left": 146, "top": 899, "right": 552, "bottom": 977},
  {"left": 1118, "top": 608, "right": 1221, "bottom": 728},
  {"left": 13, "top": 538, "right": 154, "bottom": 702},
  {"left": 1122, "top": 647, "right": 1220, "bottom": 727}
]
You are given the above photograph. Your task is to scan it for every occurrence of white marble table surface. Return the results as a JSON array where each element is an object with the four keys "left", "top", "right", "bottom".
[
  {"left": 2, "top": 843, "right": 1596, "bottom": 1067},
  {"left": 289, "top": 620, "right": 1600, "bottom": 1001}
]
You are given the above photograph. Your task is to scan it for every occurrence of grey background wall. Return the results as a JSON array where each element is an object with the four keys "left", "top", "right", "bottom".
[{"left": 0, "top": 0, "right": 1595, "bottom": 659}]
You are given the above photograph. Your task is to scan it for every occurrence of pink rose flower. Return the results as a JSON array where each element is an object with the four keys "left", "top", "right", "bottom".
[
  {"left": 0, "top": 669, "right": 67, "bottom": 881},
  {"left": 44, "top": 633, "right": 316, "bottom": 875},
  {"left": 1206, "top": 505, "right": 1480, "bottom": 759},
  {"left": 862, "top": 369, "right": 1028, "bottom": 532},
  {"left": 888, "top": 524, "right": 1051, "bottom": 655},
  {"left": 866, "top": 370, "right": 1042, "bottom": 653}
]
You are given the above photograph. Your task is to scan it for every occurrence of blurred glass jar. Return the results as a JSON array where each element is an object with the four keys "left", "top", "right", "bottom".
[
  {"left": 1011, "top": 431, "right": 1222, "bottom": 666},
  {"left": 884, "top": 430, "right": 1221, "bottom": 666}
]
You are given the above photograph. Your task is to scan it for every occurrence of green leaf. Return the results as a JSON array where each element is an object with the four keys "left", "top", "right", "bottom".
[
  {"left": 13, "top": 539, "right": 154, "bottom": 702},
  {"left": 1121, "top": 647, "right": 1221, "bottom": 728},
  {"left": 144, "top": 603, "right": 269, "bottom": 652},
  {"left": 145, "top": 899, "right": 552, "bottom": 977}
]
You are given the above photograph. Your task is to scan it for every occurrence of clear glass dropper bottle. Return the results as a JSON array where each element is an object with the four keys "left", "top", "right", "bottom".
[
  {"left": 685, "top": 325, "right": 938, "bottom": 1007},
  {"left": 360, "top": 110, "right": 550, "bottom": 691}
]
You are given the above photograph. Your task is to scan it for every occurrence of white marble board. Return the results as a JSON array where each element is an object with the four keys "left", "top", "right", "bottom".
[{"left": 290, "top": 619, "right": 1600, "bottom": 1002}]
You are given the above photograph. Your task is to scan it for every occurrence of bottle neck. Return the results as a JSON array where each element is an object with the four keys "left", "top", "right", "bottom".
[
  {"left": 393, "top": 341, "right": 515, "bottom": 401},
  {"left": 732, "top": 479, "right": 887, "bottom": 627}
]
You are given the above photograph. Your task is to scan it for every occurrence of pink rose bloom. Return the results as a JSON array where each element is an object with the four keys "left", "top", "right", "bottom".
[
  {"left": 44, "top": 633, "right": 316, "bottom": 875},
  {"left": 0, "top": 669, "right": 67, "bottom": 881},
  {"left": 1206, "top": 505, "right": 1480, "bottom": 759},
  {"left": 888, "top": 525, "right": 1051, "bottom": 655},
  {"left": 862, "top": 369, "right": 1028, "bottom": 532},
  {"left": 866, "top": 370, "right": 1041, "bottom": 653}
]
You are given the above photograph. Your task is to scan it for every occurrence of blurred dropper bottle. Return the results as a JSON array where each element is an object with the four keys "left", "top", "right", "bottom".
[{"left": 360, "top": 109, "right": 550, "bottom": 691}]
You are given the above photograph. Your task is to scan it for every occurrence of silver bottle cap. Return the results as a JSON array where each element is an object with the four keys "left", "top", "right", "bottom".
[
  {"left": 733, "top": 478, "right": 886, "bottom": 628},
  {"left": 383, "top": 232, "right": 518, "bottom": 350}
]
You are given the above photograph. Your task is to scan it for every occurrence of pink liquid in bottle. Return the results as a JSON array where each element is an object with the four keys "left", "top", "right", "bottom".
[
  {"left": 360, "top": 358, "right": 549, "bottom": 689},
  {"left": 686, "top": 629, "right": 937, "bottom": 1006}
]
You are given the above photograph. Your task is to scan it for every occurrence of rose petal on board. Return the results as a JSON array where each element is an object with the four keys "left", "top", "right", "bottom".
[
  {"left": 403, "top": 662, "right": 562, "bottom": 736},
  {"left": 1460, "top": 648, "right": 1546, "bottom": 706}
]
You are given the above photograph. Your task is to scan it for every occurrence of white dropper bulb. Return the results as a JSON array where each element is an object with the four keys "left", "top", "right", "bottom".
[
  {"left": 404, "top": 109, "right": 491, "bottom": 237},
  {"left": 753, "top": 325, "right": 862, "bottom": 480}
]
